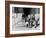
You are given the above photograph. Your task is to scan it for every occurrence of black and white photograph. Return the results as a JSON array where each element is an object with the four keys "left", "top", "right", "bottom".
[
  {"left": 12, "top": 7, "right": 40, "bottom": 30},
  {"left": 10, "top": 4, "right": 43, "bottom": 34}
]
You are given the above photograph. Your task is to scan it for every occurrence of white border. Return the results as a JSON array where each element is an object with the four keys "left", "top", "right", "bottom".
[{"left": 10, "top": 4, "right": 43, "bottom": 34}]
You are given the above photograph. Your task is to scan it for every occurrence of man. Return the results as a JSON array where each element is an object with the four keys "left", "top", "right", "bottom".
[{"left": 23, "top": 8, "right": 30, "bottom": 27}]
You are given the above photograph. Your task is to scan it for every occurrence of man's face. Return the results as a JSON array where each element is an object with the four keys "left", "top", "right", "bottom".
[{"left": 28, "top": 15, "right": 30, "bottom": 18}]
